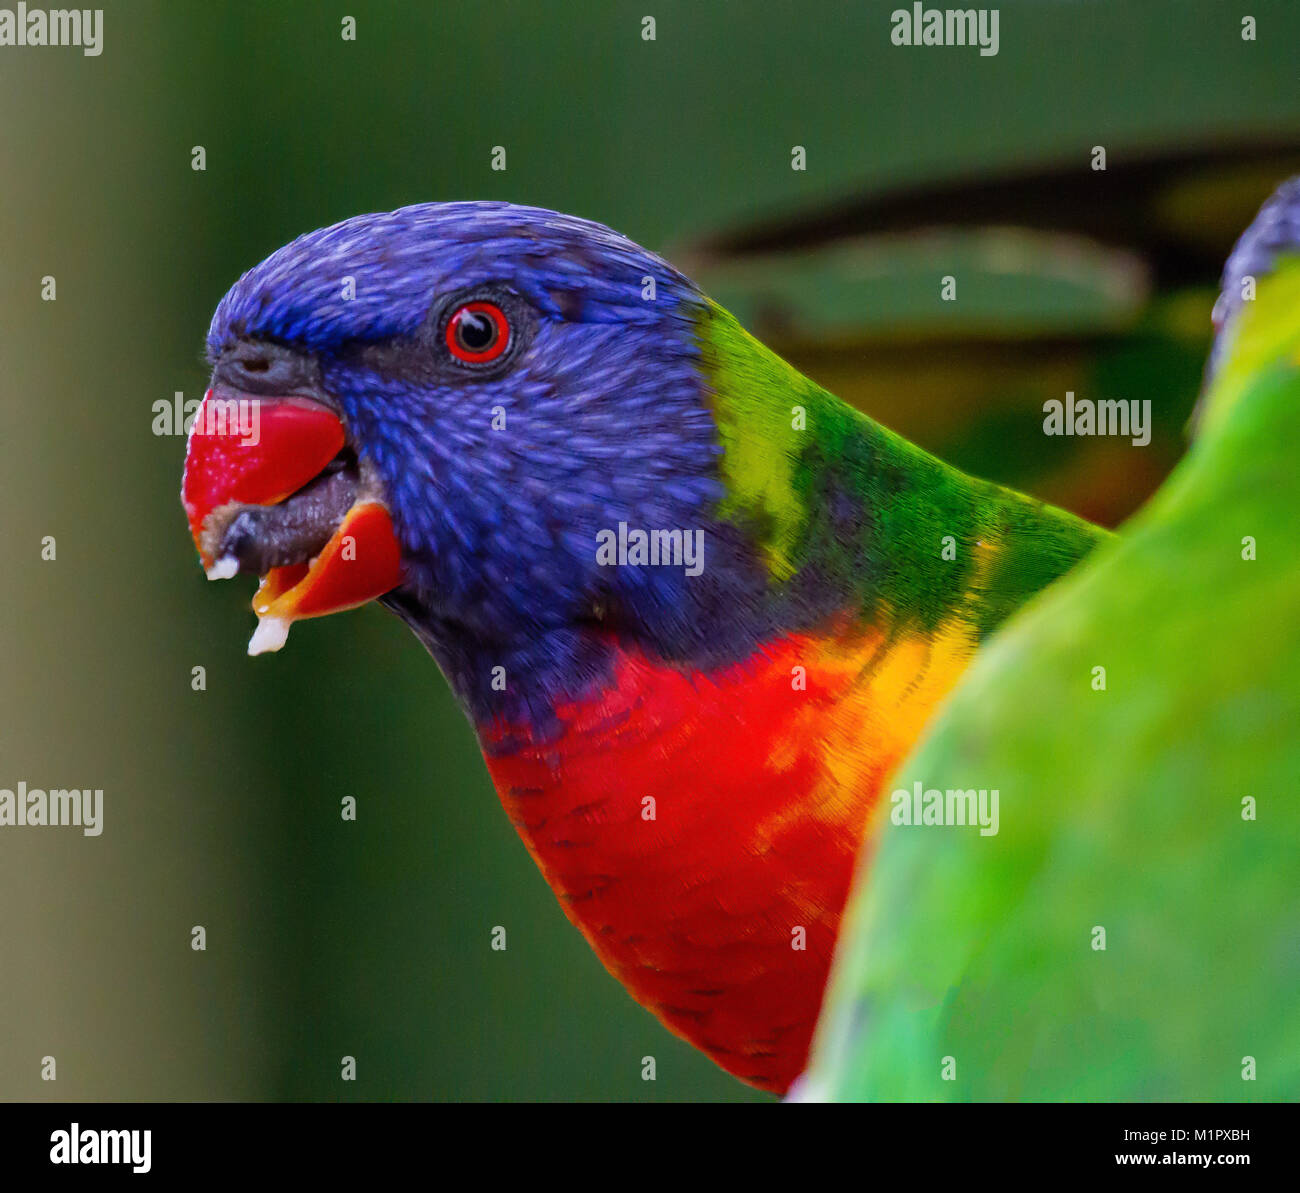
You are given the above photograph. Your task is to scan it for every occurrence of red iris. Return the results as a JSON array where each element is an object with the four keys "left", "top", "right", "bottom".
[{"left": 445, "top": 301, "right": 510, "bottom": 363}]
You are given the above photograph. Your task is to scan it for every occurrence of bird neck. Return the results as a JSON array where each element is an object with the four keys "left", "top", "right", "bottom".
[
  {"left": 696, "top": 300, "right": 1107, "bottom": 646},
  {"left": 394, "top": 301, "right": 1104, "bottom": 734}
]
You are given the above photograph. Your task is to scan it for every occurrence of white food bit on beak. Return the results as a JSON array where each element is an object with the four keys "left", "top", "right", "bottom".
[
  {"left": 247, "top": 616, "right": 292, "bottom": 656},
  {"left": 206, "top": 556, "right": 240, "bottom": 581}
]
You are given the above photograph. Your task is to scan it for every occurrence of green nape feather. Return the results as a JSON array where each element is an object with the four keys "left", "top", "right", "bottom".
[
  {"left": 697, "top": 299, "right": 1106, "bottom": 641},
  {"left": 800, "top": 249, "right": 1300, "bottom": 1101}
]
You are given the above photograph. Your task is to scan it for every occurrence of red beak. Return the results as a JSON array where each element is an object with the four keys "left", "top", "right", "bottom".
[{"left": 182, "top": 387, "right": 404, "bottom": 653}]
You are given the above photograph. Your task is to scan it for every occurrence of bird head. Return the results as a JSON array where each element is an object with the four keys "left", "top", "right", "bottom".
[
  {"left": 1199, "top": 176, "right": 1300, "bottom": 433},
  {"left": 183, "top": 202, "right": 765, "bottom": 722}
]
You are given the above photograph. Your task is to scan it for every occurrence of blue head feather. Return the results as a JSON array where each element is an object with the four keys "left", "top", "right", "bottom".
[{"left": 1208, "top": 176, "right": 1300, "bottom": 379}]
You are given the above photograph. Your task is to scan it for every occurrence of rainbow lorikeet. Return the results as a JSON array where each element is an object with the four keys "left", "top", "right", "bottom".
[
  {"left": 182, "top": 203, "right": 1103, "bottom": 1093},
  {"left": 803, "top": 177, "right": 1300, "bottom": 1101}
]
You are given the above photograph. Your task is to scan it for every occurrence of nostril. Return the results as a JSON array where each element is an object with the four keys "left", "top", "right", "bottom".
[{"left": 216, "top": 341, "right": 319, "bottom": 396}]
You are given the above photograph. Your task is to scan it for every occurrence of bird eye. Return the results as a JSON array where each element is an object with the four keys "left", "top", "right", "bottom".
[{"left": 445, "top": 301, "right": 510, "bottom": 363}]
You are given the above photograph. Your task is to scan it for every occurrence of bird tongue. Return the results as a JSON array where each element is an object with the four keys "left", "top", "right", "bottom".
[
  {"left": 245, "top": 501, "right": 403, "bottom": 654},
  {"left": 181, "top": 387, "right": 404, "bottom": 654}
]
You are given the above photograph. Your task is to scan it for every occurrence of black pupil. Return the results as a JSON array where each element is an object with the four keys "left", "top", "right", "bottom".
[{"left": 457, "top": 309, "right": 497, "bottom": 352}]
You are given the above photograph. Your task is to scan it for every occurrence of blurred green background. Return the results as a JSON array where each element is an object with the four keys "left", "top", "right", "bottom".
[{"left": 1, "top": 0, "right": 1297, "bottom": 1101}]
